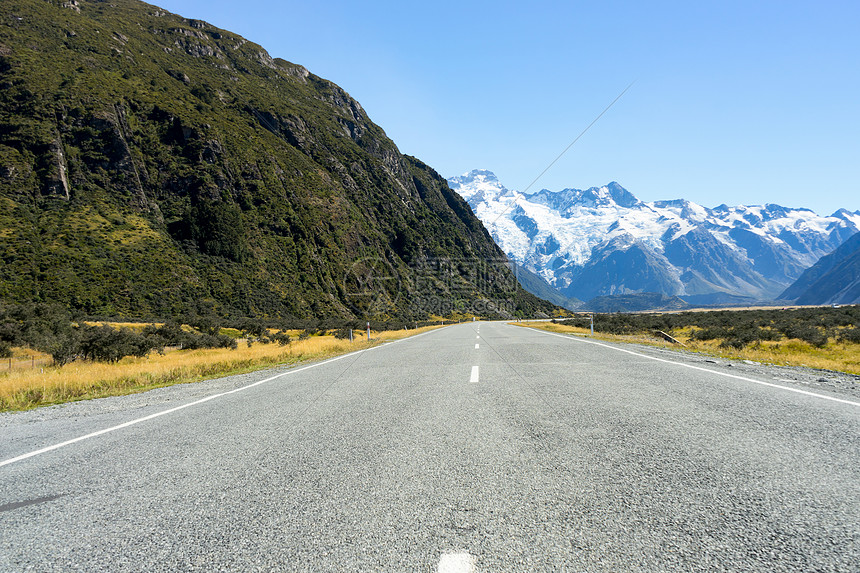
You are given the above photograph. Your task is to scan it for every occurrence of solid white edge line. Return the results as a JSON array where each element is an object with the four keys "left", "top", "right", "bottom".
[
  {"left": 469, "top": 365, "right": 479, "bottom": 383},
  {"left": 530, "top": 328, "right": 860, "bottom": 407},
  {"left": 0, "top": 326, "right": 449, "bottom": 469}
]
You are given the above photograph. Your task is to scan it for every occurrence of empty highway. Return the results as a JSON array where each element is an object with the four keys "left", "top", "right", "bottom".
[{"left": 1, "top": 322, "right": 858, "bottom": 571}]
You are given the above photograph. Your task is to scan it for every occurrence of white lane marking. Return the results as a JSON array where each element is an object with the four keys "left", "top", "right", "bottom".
[
  {"left": 0, "top": 327, "right": 449, "bottom": 469},
  {"left": 438, "top": 552, "right": 476, "bottom": 573},
  {"left": 532, "top": 329, "right": 860, "bottom": 407},
  {"left": 475, "top": 343, "right": 479, "bottom": 349},
  {"left": 469, "top": 365, "right": 479, "bottom": 383},
  {"left": 476, "top": 335, "right": 480, "bottom": 339}
]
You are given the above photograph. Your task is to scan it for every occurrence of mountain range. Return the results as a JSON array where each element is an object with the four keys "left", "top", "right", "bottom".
[
  {"left": 449, "top": 170, "right": 860, "bottom": 307},
  {"left": 0, "top": 0, "right": 555, "bottom": 320}
]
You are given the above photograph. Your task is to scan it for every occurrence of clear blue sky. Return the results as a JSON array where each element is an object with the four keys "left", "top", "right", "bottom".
[{"left": 154, "top": 0, "right": 859, "bottom": 215}]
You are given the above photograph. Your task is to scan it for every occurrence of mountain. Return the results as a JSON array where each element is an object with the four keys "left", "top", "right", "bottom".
[
  {"left": 0, "top": 0, "right": 555, "bottom": 320},
  {"left": 779, "top": 232, "right": 860, "bottom": 305},
  {"left": 448, "top": 170, "right": 860, "bottom": 306}
]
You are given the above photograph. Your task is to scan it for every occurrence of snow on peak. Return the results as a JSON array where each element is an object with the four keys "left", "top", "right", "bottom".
[
  {"left": 447, "top": 169, "right": 511, "bottom": 203},
  {"left": 449, "top": 169, "right": 498, "bottom": 185},
  {"left": 446, "top": 169, "right": 860, "bottom": 300}
]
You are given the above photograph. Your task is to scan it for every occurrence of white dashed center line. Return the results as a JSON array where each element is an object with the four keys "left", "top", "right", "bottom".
[
  {"left": 469, "top": 365, "right": 479, "bottom": 383},
  {"left": 475, "top": 343, "right": 479, "bottom": 349},
  {"left": 438, "top": 551, "right": 477, "bottom": 573}
]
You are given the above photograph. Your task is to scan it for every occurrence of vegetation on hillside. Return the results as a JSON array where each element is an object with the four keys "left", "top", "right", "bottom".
[{"left": 0, "top": 0, "right": 555, "bottom": 320}]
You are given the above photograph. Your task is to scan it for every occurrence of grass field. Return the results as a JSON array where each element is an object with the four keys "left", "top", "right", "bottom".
[
  {"left": 0, "top": 325, "right": 442, "bottom": 412},
  {"left": 515, "top": 321, "right": 860, "bottom": 375}
]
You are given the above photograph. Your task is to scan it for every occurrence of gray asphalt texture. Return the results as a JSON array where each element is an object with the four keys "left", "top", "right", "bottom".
[{"left": 1, "top": 322, "right": 858, "bottom": 572}]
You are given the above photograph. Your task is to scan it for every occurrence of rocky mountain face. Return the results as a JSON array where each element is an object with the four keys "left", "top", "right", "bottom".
[
  {"left": 780, "top": 232, "right": 860, "bottom": 305},
  {"left": 0, "top": 0, "right": 555, "bottom": 320},
  {"left": 448, "top": 170, "right": 860, "bottom": 306}
]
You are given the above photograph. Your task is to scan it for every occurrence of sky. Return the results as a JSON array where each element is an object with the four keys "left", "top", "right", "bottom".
[{"left": 152, "top": 0, "right": 859, "bottom": 215}]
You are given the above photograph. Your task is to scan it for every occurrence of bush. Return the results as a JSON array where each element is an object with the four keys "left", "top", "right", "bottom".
[
  {"left": 270, "top": 331, "right": 291, "bottom": 346},
  {"left": 183, "top": 333, "right": 237, "bottom": 350},
  {"left": 142, "top": 322, "right": 235, "bottom": 350},
  {"left": 45, "top": 332, "right": 83, "bottom": 366},
  {"left": 236, "top": 318, "right": 268, "bottom": 338},
  {"left": 189, "top": 315, "right": 221, "bottom": 336},
  {"left": 692, "top": 326, "right": 729, "bottom": 341},
  {"left": 79, "top": 325, "right": 158, "bottom": 363},
  {"left": 838, "top": 328, "right": 860, "bottom": 344},
  {"left": 333, "top": 328, "right": 352, "bottom": 340},
  {"left": 142, "top": 321, "right": 186, "bottom": 346},
  {"left": 779, "top": 324, "right": 828, "bottom": 348}
]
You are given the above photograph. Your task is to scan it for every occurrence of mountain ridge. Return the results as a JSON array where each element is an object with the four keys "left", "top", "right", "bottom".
[{"left": 448, "top": 169, "right": 860, "bottom": 306}]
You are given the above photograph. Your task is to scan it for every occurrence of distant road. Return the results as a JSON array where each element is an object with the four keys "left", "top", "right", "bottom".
[{"left": 1, "top": 322, "right": 858, "bottom": 572}]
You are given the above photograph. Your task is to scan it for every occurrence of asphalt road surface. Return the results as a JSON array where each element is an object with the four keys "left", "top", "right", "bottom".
[{"left": 1, "top": 322, "right": 858, "bottom": 572}]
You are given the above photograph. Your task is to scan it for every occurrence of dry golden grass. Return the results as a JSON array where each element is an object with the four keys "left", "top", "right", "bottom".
[
  {"left": 515, "top": 321, "right": 860, "bottom": 375},
  {"left": 82, "top": 321, "right": 158, "bottom": 331},
  {"left": 0, "top": 325, "right": 442, "bottom": 412}
]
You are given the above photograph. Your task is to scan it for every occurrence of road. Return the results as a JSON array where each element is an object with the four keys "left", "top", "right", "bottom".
[{"left": 1, "top": 322, "right": 858, "bottom": 572}]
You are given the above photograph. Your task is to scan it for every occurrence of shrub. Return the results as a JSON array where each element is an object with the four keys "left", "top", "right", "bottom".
[
  {"left": 79, "top": 325, "right": 158, "bottom": 363},
  {"left": 236, "top": 318, "right": 268, "bottom": 338},
  {"left": 189, "top": 315, "right": 221, "bottom": 336},
  {"left": 270, "top": 331, "right": 291, "bottom": 346},
  {"left": 333, "top": 328, "right": 352, "bottom": 340},
  {"left": 142, "top": 322, "right": 235, "bottom": 350},
  {"left": 838, "top": 328, "right": 860, "bottom": 344},
  {"left": 184, "top": 333, "right": 237, "bottom": 350},
  {"left": 779, "top": 324, "right": 828, "bottom": 348},
  {"left": 142, "top": 321, "right": 186, "bottom": 346},
  {"left": 692, "top": 326, "right": 730, "bottom": 341},
  {"left": 45, "top": 332, "right": 83, "bottom": 366}
]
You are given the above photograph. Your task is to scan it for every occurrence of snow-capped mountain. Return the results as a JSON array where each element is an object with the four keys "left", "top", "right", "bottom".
[{"left": 448, "top": 169, "right": 860, "bottom": 305}]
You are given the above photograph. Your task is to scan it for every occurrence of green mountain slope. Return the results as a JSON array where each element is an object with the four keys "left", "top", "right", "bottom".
[{"left": 0, "top": 0, "right": 554, "bottom": 320}]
